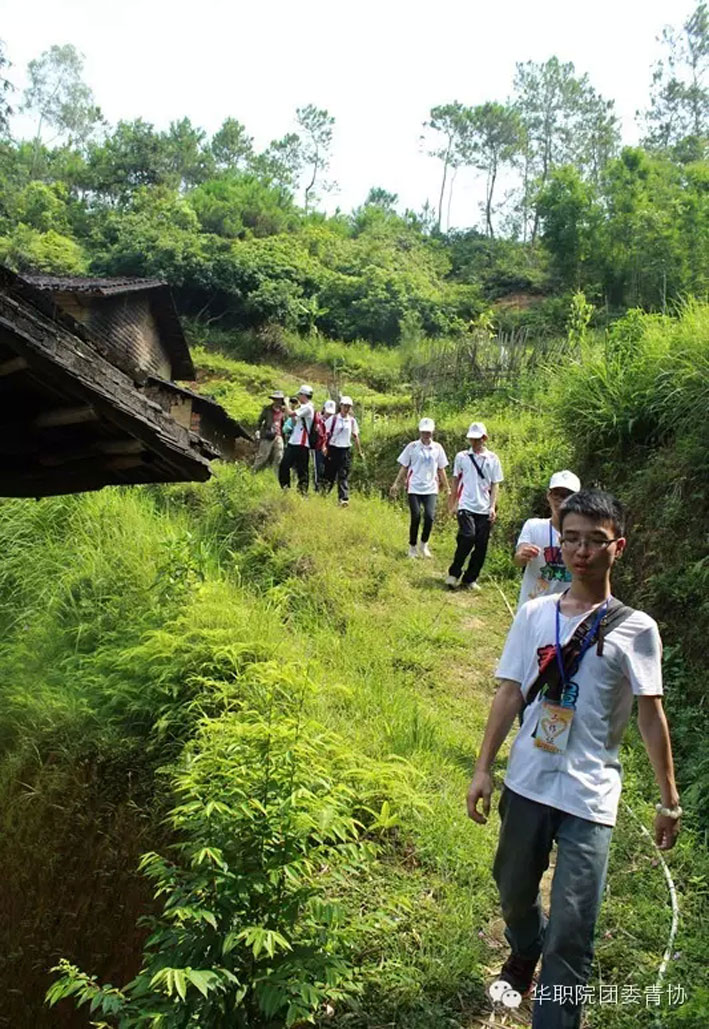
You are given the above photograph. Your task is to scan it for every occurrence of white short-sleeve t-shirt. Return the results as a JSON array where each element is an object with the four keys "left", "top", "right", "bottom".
[
  {"left": 516, "top": 517, "right": 572, "bottom": 610},
  {"left": 496, "top": 594, "right": 663, "bottom": 826},
  {"left": 453, "top": 448, "right": 504, "bottom": 513},
  {"left": 397, "top": 440, "right": 449, "bottom": 495},
  {"left": 325, "top": 414, "right": 359, "bottom": 448},
  {"left": 288, "top": 402, "right": 314, "bottom": 447}
]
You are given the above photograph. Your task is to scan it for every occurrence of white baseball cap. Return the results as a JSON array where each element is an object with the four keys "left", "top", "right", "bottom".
[
  {"left": 418, "top": 417, "right": 435, "bottom": 432},
  {"left": 298, "top": 384, "right": 313, "bottom": 397},
  {"left": 466, "top": 421, "right": 487, "bottom": 438},
  {"left": 339, "top": 395, "right": 353, "bottom": 406},
  {"left": 323, "top": 400, "right": 337, "bottom": 414},
  {"left": 549, "top": 470, "right": 581, "bottom": 493}
]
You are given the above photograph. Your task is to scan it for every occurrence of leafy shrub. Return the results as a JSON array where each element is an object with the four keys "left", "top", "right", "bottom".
[{"left": 47, "top": 672, "right": 415, "bottom": 1027}]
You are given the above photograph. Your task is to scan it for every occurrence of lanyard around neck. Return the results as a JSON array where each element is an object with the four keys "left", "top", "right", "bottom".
[{"left": 555, "top": 594, "right": 610, "bottom": 689}]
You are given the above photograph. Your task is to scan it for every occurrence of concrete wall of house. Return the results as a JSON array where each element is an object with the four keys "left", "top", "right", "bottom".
[{"left": 55, "top": 293, "right": 172, "bottom": 380}]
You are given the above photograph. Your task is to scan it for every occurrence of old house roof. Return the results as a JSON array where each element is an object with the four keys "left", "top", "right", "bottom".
[
  {"left": 21, "top": 273, "right": 195, "bottom": 380},
  {"left": 0, "top": 268, "right": 243, "bottom": 497},
  {"left": 145, "top": 376, "right": 252, "bottom": 442}
]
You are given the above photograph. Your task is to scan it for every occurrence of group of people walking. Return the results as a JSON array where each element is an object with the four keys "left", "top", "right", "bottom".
[
  {"left": 391, "top": 417, "right": 503, "bottom": 592},
  {"left": 253, "top": 385, "right": 362, "bottom": 504}
]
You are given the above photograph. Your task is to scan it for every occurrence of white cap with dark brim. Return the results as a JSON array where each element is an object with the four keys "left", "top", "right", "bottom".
[{"left": 549, "top": 470, "right": 581, "bottom": 493}]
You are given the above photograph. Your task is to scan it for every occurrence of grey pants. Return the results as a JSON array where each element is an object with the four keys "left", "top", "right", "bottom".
[
  {"left": 253, "top": 435, "right": 284, "bottom": 473},
  {"left": 493, "top": 787, "right": 613, "bottom": 1029}
]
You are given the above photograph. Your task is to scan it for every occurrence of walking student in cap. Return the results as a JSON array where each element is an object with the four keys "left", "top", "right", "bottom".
[
  {"left": 323, "top": 396, "right": 362, "bottom": 507},
  {"left": 279, "top": 385, "right": 315, "bottom": 494},
  {"left": 445, "top": 422, "right": 503, "bottom": 591},
  {"left": 314, "top": 400, "right": 337, "bottom": 491},
  {"left": 390, "top": 418, "right": 449, "bottom": 558},
  {"left": 467, "top": 489, "right": 680, "bottom": 1028},
  {"left": 514, "top": 471, "right": 581, "bottom": 610},
  {"left": 253, "top": 391, "right": 286, "bottom": 474}
]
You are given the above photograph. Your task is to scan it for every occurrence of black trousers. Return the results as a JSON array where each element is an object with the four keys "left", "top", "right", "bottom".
[
  {"left": 278, "top": 444, "right": 310, "bottom": 493},
  {"left": 448, "top": 509, "right": 491, "bottom": 582},
  {"left": 323, "top": 446, "right": 351, "bottom": 501},
  {"left": 408, "top": 493, "right": 437, "bottom": 545}
]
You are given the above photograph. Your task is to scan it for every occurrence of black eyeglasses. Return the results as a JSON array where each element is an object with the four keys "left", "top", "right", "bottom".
[{"left": 560, "top": 535, "right": 622, "bottom": 552}]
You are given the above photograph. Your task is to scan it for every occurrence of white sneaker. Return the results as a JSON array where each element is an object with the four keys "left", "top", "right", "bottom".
[
  {"left": 419, "top": 542, "right": 433, "bottom": 558},
  {"left": 444, "top": 574, "right": 459, "bottom": 588},
  {"left": 407, "top": 545, "right": 419, "bottom": 558},
  {"left": 461, "top": 581, "right": 482, "bottom": 592}
]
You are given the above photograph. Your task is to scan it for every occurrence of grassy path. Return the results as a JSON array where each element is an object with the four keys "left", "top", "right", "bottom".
[{"left": 244, "top": 483, "right": 695, "bottom": 1029}]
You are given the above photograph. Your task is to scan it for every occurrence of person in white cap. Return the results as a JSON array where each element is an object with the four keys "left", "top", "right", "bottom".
[
  {"left": 253, "top": 390, "right": 286, "bottom": 474},
  {"left": 390, "top": 418, "right": 449, "bottom": 558},
  {"left": 323, "top": 396, "right": 362, "bottom": 506},
  {"left": 514, "top": 470, "right": 582, "bottom": 609},
  {"left": 445, "top": 421, "right": 503, "bottom": 590},
  {"left": 279, "top": 385, "right": 315, "bottom": 494},
  {"left": 314, "top": 399, "right": 337, "bottom": 491}
]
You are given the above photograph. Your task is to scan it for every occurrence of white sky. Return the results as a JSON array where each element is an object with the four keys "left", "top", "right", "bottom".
[{"left": 0, "top": 0, "right": 694, "bottom": 229}]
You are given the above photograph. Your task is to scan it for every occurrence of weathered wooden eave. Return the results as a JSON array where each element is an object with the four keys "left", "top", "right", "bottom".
[{"left": 0, "top": 289, "right": 211, "bottom": 497}]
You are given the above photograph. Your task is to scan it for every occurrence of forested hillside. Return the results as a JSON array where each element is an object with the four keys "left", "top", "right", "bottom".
[{"left": 1, "top": 4, "right": 709, "bottom": 1028}]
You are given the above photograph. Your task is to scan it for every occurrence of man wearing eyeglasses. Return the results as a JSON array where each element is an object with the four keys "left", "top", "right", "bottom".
[
  {"left": 466, "top": 489, "right": 680, "bottom": 1029},
  {"left": 514, "top": 471, "right": 581, "bottom": 610}
]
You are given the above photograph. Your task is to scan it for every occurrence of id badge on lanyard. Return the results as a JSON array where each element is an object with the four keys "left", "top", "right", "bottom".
[
  {"left": 532, "top": 597, "right": 609, "bottom": 754},
  {"left": 534, "top": 701, "right": 574, "bottom": 753}
]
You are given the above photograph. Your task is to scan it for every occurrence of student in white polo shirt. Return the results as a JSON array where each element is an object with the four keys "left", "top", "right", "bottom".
[
  {"left": 514, "top": 470, "right": 581, "bottom": 610},
  {"left": 390, "top": 418, "right": 449, "bottom": 558},
  {"left": 445, "top": 421, "right": 503, "bottom": 590},
  {"left": 323, "top": 396, "right": 362, "bottom": 506},
  {"left": 278, "top": 385, "right": 315, "bottom": 494}
]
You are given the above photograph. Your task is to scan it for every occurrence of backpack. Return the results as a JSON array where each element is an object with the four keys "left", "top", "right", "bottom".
[{"left": 303, "top": 410, "right": 327, "bottom": 450}]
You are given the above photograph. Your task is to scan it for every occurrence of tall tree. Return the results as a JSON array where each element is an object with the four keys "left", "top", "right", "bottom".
[
  {"left": 513, "top": 58, "right": 619, "bottom": 240},
  {"left": 23, "top": 44, "right": 104, "bottom": 150},
  {"left": 87, "top": 119, "right": 172, "bottom": 203},
  {"left": 0, "top": 40, "right": 14, "bottom": 139},
  {"left": 423, "top": 101, "right": 471, "bottom": 231},
  {"left": 536, "top": 166, "right": 599, "bottom": 289},
  {"left": 466, "top": 102, "right": 523, "bottom": 238},
  {"left": 365, "top": 187, "right": 398, "bottom": 211},
  {"left": 642, "top": 2, "right": 709, "bottom": 151},
  {"left": 296, "top": 104, "right": 334, "bottom": 214},
  {"left": 165, "top": 117, "right": 214, "bottom": 188},
  {"left": 211, "top": 118, "right": 253, "bottom": 171},
  {"left": 255, "top": 133, "right": 303, "bottom": 193}
]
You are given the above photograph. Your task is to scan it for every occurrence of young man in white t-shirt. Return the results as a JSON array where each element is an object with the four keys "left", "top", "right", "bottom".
[
  {"left": 467, "top": 489, "right": 680, "bottom": 1028},
  {"left": 323, "top": 396, "right": 362, "bottom": 506},
  {"left": 390, "top": 418, "right": 449, "bottom": 558},
  {"left": 514, "top": 470, "right": 581, "bottom": 610},
  {"left": 445, "top": 421, "right": 504, "bottom": 591},
  {"left": 278, "top": 385, "right": 315, "bottom": 494}
]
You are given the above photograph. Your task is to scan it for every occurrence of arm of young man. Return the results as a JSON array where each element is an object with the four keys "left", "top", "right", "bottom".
[
  {"left": 390, "top": 464, "right": 408, "bottom": 496},
  {"left": 514, "top": 519, "right": 541, "bottom": 567},
  {"left": 489, "top": 481, "right": 500, "bottom": 523},
  {"left": 467, "top": 679, "right": 524, "bottom": 824},
  {"left": 448, "top": 475, "right": 460, "bottom": 513},
  {"left": 637, "top": 695, "right": 681, "bottom": 850}
]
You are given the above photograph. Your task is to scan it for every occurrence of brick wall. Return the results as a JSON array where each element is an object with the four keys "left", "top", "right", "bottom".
[{"left": 56, "top": 293, "right": 172, "bottom": 380}]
